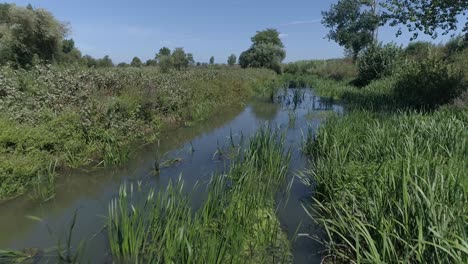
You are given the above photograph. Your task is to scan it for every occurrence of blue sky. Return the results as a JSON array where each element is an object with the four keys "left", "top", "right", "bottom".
[{"left": 9, "top": 0, "right": 467, "bottom": 63}]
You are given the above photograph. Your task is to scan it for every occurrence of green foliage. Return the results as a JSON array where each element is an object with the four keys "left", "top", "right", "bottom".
[
  {"left": 96, "top": 55, "right": 114, "bottom": 68},
  {"left": 303, "top": 109, "right": 468, "bottom": 263},
  {"left": 186, "top": 53, "right": 194, "bottom": 65},
  {"left": 172, "top": 48, "right": 189, "bottom": 70},
  {"left": 0, "top": 65, "right": 277, "bottom": 199},
  {"left": 145, "top": 59, "right": 157, "bottom": 67},
  {"left": 394, "top": 56, "right": 465, "bottom": 109},
  {"left": 107, "top": 127, "right": 292, "bottom": 263},
  {"left": 322, "top": 0, "right": 379, "bottom": 61},
  {"left": 444, "top": 35, "right": 468, "bottom": 58},
  {"left": 130, "top": 57, "right": 143, "bottom": 67},
  {"left": 158, "top": 55, "right": 173, "bottom": 73},
  {"left": 209, "top": 56, "right": 214, "bottom": 65},
  {"left": 284, "top": 58, "right": 357, "bottom": 80},
  {"left": 356, "top": 42, "right": 402, "bottom": 86},
  {"left": 0, "top": 3, "right": 68, "bottom": 67},
  {"left": 404, "top": 41, "right": 435, "bottom": 60},
  {"left": 381, "top": 0, "right": 468, "bottom": 40},
  {"left": 227, "top": 54, "right": 237, "bottom": 66},
  {"left": 156, "top": 47, "right": 171, "bottom": 60},
  {"left": 239, "top": 29, "right": 286, "bottom": 74}
]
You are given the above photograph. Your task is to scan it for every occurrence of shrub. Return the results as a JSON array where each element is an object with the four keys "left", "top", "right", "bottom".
[
  {"left": 394, "top": 57, "right": 464, "bottom": 109},
  {"left": 356, "top": 43, "right": 402, "bottom": 86},
  {"left": 404, "top": 41, "right": 434, "bottom": 61}
]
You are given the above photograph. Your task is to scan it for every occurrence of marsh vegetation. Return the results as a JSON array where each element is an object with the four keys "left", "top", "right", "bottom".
[{"left": 1, "top": 1, "right": 467, "bottom": 264}]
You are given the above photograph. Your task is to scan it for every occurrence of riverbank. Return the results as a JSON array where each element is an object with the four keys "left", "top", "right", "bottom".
[
  {"left": 0, "top": 66, "right": 278, "bottom": 200},
  {"left": 301, "top": 75, "right": 468, "bottom": 262}
]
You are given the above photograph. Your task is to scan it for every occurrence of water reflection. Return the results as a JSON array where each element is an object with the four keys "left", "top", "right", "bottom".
[{"left": 0, "top": 88, "right": 344, "bottom": 264}]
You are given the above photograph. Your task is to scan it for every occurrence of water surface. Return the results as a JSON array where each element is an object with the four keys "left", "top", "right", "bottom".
[{"left": 0, "top": 88, "right": 343, "bottom": 263}]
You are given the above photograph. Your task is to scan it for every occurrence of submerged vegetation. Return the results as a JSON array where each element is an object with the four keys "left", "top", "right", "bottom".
[{"left": 107, "top": 127, "right": 292, "bottom": 263}]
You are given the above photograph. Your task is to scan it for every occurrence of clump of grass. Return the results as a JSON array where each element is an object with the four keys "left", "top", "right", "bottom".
[
  {"left": 0, "top": 249, "right": 38, "bottom": 264},
  {"left": 287, "top": 110, "right": 296, "bottom": 128},
  {"left": 303, "top": 109, "right": 468, "bottom": 263},
  {"left": 31, "top": 160, "right": 57, "bottom": 202},
  {"left": 107, "top": 126, "right": 293, "bottom": 263}
]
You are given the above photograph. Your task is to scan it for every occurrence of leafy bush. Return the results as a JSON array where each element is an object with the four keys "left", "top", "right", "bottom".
[
  {"left": 404, "top": 41, "right": 435, "bottom": 61},
  {"left": 356, "top": 43, "right": 402, "bottom": 86},
  {"left": 394, "top": 57, "right": 464, "bottom": 109}
]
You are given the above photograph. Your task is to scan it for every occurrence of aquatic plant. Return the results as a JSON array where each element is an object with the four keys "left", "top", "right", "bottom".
[
  {"left": 106, "top": 126, "right": 293, "bottom": 263},
  {"left": 303, "top": 109, "right": 468, "bottom": 263}
]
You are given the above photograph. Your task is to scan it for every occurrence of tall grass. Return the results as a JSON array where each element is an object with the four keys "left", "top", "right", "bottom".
[
  {"left": 107, "top": 126, "right": 293, "bottom": 263},
  {"left": 303, "top": 109, "right": 468, "bottom": 263}
]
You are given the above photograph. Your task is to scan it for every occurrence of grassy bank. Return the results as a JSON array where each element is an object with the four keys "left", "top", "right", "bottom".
[
  {"left": 107, "top": 127, "right": 292, "bottom": 263},
  {"left": 298, "top": 62, "right": 468, "bottom": 262},
  {"left": 0, "top": 65, "right": 278, "bottom": 200},
  {"left": 303, "top": 108, "right": 467, "bottom": 263}
]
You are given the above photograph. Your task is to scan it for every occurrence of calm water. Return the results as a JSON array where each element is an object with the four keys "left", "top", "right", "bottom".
[{"left": 0, "top": 88, "right": 343, "bottom": 263}]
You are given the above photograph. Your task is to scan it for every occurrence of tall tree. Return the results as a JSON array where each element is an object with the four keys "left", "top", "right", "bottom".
[
  {"left": 227, "top": 54, "right": 237, "bottom": 66},
  {"left": 239, "top": 29, "right": 286, "bottom": 74},
  {"left": 381, "top": 0, "right": 468, "bottom": 40},
  {"left": 322, "top": 0, "right": 380, "bottom": 62},
  {"left": 186, "top": 53, "right": 195, "bottom": 65},
  {"left": 209, "top": 56, "right": 215, "bottom": 65},
  {"left": 172, "top": 48, "right": 188, "bottom": 70},
  {"left": 155, "top": 47, "right": 171, "bottom": 62},
  {"left": 0, "top": 3, "right": 68, "bottom": 67},
  {"left": 130, "top": 56, "right": 143, "bottom": 67}
]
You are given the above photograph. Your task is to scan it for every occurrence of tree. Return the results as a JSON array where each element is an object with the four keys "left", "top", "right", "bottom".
[
  {"left": 156, "top": 47, "right": 171, "bottom": 61},
  {"left": 145, "top": 59, "right": 157, "bottom": 66},
  {"left": 227, "top": 54, "right": 237, "bottom": 66},
  {"left": 381, "top": 0, "right": 468, "bottom": 40},
  {"left": 239, "top": 29, "right": 286, "bottom": 74},
  {"left": 0, "top": 3, "right": 68, "bottom": 67},
  {"left": 96, "top": 55, "right": 113, "bottom": 67},
  {"left": 82, "top": 55, "right": 97, "bottom": 68},
  {"left": 159, "top": 55, "right": 173, "bottom": 73},
  {"left": 62, "top": 39, "right": 75, "bottom": 53},
  {"left": 251, "top": 29, "right": 284, "bottom": 47},
  {"left": 322, "top": 0, "right": 380, "bottom": 62},
  {"left": 117, "top": 62, "right": 129, "bottom": 67},
  {"left": 186, "top": 53, "right": 195, "bottom": 66},
  {"left": 172, "top": 48, "right": 188, "bottom": 70},
  {"left": 130, "top": 56, "right": 143, "bottom": 67},
  {"left": 209, "top": 56, "right": 215, "bottom": 65}
]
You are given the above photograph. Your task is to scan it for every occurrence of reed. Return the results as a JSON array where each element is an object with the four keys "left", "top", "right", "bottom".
[
  {"left": 106, "top": 126, "right": 293, "bottom": 263},
  {"left": 303, "top": 109, "right": 468, "bottom": 263}
]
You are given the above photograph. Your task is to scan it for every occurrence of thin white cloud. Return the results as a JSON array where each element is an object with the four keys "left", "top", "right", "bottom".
[
  {"left": 283, "top": 19, "right": 321, "bottom": 26},
  {"left": 279, "top": 33, "right": 288, "bottom": 39}
]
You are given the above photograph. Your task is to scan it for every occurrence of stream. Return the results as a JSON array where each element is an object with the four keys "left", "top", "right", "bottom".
[{"left": 0, "top": 88, "right": 343, "bottom": 263}]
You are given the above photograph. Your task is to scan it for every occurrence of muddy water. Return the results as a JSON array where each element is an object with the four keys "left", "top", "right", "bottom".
[{"left": 0, "top": 88, "right": 343, "bottom": 263}]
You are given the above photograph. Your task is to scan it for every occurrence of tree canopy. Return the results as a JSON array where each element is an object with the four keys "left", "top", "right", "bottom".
[
  {"left": 130, "top": 57, "right": 143, "bottom": 67},
  {"left": 322, "top": 0, "right": 380, "bottom": 61},
  {"left": 239, "top": 29, "right": 286, "bottom": 73},
  {"left": 209, "top": 56, "right": 215, "bottom": 64},
  {"left": 227, "top": 54, "right": 237, "bottom": 66},
  {"left": 0, "top": 3, "right": 69, "bottom": 67},
  {"left": 172, "top": 48, "right": 189, "bottom": 70},
  {"left": 381, "top": 0, "right": 468, "bottom": 40}
]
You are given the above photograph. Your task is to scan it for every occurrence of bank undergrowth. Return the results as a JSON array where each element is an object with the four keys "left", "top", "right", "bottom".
[
  {"left": 298, "top": 53, "right": 467, "bottom": 263},
  {"left": 0, "top": 66, "right": 278, "bottom": 200}
]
